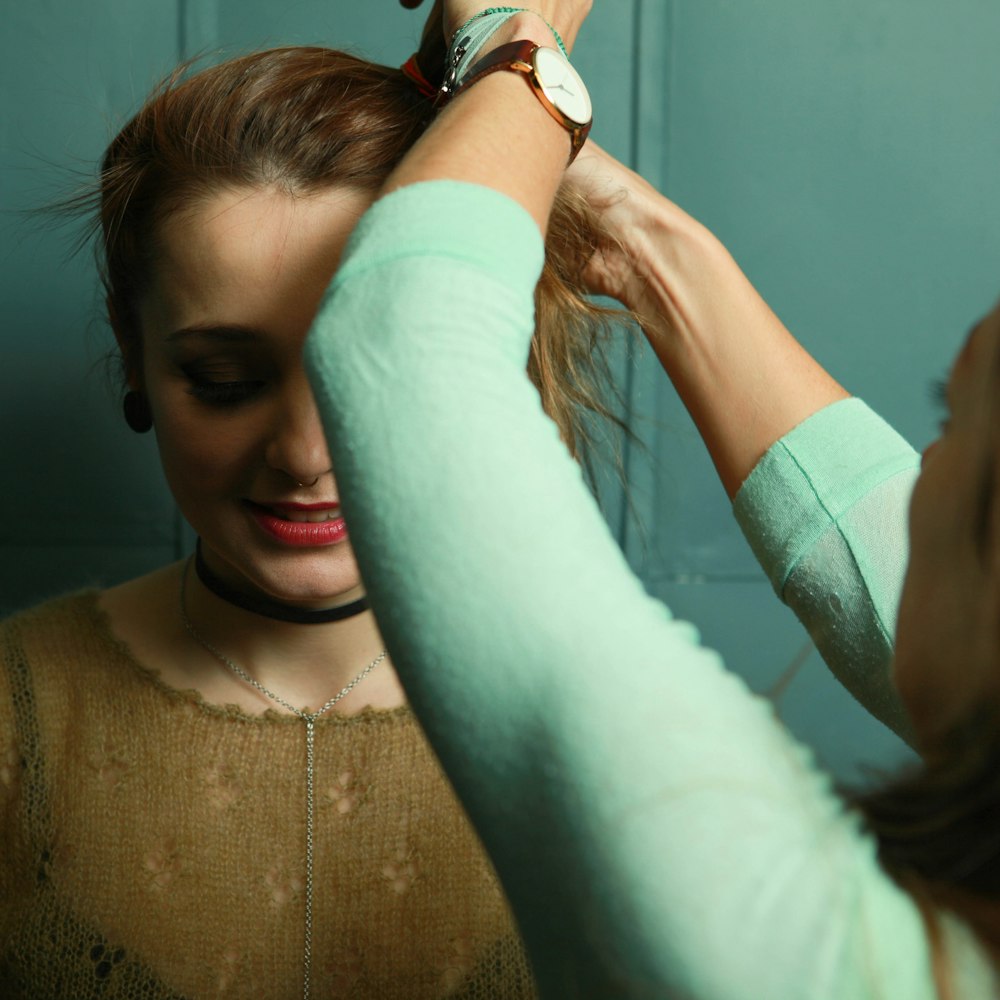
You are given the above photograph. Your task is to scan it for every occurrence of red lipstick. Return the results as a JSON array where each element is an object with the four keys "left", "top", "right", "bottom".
[{"left": 245, "top": 501, "right": 347, "bottom": 548}]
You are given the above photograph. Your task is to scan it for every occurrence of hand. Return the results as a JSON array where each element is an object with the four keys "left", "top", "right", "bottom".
[
  {"left": 399, "top": 0, "right": 592, "bottom": 55},
  {"left": 563, "top": 140, "right": 676, "bottom": 312},
  {"left": 567, "top": 141, "right": 851, "bottom": 500}
]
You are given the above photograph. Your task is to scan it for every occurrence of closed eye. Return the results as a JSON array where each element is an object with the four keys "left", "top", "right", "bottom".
[
  {"left": 186, "top": 379, "right": 264, "bottom": 407},
  {"left": 927, "top": 377, "right": 949, "bottom": 408},
  {"left": 927, "top": 377, "right": 950, "bottom": 432}
]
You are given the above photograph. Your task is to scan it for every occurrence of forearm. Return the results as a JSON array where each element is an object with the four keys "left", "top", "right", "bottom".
[
  {"left": 613, "top": 187, "right": 917, "bottom": 736},
  {"left": 632, "top": 201, "right": 849, "bottom": 497}
]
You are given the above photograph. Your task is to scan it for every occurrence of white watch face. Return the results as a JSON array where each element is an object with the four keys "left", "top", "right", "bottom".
[{"left": 532, "top": 46, "right": 593, "bottom": 126}]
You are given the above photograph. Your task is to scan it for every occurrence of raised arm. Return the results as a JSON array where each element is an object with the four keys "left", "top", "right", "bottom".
[
  {"left": 303, "top": 5, "right": 952, "bottom": 997},
  {"left": 566, "top": 141, "right": 850, "bottom": 498},
  {"left": 567, "top": 142, "right": 920, "bottom": 741}
]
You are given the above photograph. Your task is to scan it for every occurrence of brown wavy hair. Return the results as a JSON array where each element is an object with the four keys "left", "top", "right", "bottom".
[{"left": 83, "top": 42, "right": 630, "bottom": 468}]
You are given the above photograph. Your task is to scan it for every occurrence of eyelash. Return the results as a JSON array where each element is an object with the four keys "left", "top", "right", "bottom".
[
  {"left": 927, "top": 377, "right": 950, "bottom": 431},
  {"left": 927, "top": 378, "right": 949, "bottom": 408},
  {"left": 184, "top": 374, "right": 264, "bottom": 407}
]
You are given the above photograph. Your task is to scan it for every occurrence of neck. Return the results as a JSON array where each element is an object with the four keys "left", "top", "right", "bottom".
[
  {"left": 194, "top": 539, "right": 369, "bottom": 624},
  {"left": 178, "top": 559, "right": 403, "bottom": 713}
]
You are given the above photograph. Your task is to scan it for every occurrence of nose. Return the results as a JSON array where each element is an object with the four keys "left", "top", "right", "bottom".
[
  {"left": 264, "top": 372, "right": 333, "bottom": 487},
  {"left": 921, "top": 438, "right": 940, "bottom": 469}
]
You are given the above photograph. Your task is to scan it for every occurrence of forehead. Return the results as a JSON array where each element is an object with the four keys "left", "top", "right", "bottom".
[
  {"left": 952, "top": 300, "right": 1000, "bottom": 390},
  {"left": 142, "top": 185, "right": 373, "bottom": 338}
]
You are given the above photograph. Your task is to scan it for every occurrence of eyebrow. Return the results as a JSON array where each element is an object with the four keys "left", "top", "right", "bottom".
[{"left": 165, "top": 324, "right": 262, "bottom": 344}]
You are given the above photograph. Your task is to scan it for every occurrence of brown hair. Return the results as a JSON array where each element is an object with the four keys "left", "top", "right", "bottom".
[
  {"left": 852, "top": 711, "right": 1000, "bottom": 997},
  {"left": 86, "top": 44, "right": 630, "bottom": 466}
]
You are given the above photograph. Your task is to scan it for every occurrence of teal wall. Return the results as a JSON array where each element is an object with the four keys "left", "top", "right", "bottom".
[{"left": 2, "top": 1, "right": 998, "bottom": 781}]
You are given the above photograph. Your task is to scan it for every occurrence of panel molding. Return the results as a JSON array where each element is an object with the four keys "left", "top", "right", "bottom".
[
  {"left": 179, "top": 0, "right": 220, "bottom": 61},
  {"left": 620, "top": 0, "right": 674, "bottom": 563}
]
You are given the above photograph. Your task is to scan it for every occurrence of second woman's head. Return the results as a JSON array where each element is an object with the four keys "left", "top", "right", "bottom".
[{"left": 894, "top": 300, "right": 1000, "bottom": 744}]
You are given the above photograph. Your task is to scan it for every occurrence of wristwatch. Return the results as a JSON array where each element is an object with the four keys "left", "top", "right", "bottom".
[{"left": 449, "top": 40, "right": 593, "bottom": 163}]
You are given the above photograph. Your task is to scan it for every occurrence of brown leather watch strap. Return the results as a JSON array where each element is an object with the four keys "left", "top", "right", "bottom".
[{"left": 458, "top": 39, "right": 538, "bottom": 93}]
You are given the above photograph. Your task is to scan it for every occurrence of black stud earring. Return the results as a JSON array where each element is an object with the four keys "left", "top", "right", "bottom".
[{"left": 122, "top": 390, "right": 153, "bottom": 434}]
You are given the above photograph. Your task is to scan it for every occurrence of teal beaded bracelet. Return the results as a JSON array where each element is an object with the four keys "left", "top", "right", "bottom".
[
  {"left": 452, "top": 6, "right": 568, "bottom": 58},
  {"left": 441, "top": 7, "right": 569, "bottom": 99}
]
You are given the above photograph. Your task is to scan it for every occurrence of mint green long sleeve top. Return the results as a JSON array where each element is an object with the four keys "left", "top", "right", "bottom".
[{"left": 305, "top": 182, "right": 997, "bottom": 999}]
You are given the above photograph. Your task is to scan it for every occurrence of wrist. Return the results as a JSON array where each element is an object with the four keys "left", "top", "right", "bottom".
[
  {"left": 447, "top": 8, "right": 564, "bottom": 50},
  {"left": 611, "top": 191, "right": 728, "bottom": 328},
  {"left": 440, "top": 13, "right": 592, "bottom": 165},
  {"left": 639, "top": 219, "right": 742, "bottom": 348},
  {"left": 487, "top": 11, "right": 562, "bottom": 51},
  {"left": 448, "top": 11, "right": 563, "bottom": 93}
]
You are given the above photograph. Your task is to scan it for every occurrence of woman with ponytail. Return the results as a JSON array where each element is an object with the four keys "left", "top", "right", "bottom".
[{"left": 0, "top": 7, "right": 623, "bottom": 997}]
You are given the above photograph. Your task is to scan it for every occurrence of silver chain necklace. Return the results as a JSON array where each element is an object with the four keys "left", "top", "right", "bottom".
[{"left": 179, "top": 558, "right": 386, "bottom": 999}]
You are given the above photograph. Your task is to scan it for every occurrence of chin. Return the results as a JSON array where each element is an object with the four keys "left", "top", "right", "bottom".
[
  {"left": 256, "top": 563, "right": 363, "bottom": 606},
  {"left": 212, "top": 536, "right": 364, "bottom": 605}
]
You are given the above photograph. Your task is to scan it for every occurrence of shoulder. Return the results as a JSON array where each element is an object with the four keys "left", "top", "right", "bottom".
[
  {"left": 2, "top": 564, "right": 182, "bottom": 695},
  {"left": 1, "top": 590, "right": 107, "bottom": 701},
  {"left": 0, "top": 592, "right": 106, "bottom": 788},
  {"left": 941, "top": 911, "right": 1000, "bottom": 998},
  {"left": 1, "top": 589, "right": 104, "bottom": 647}
]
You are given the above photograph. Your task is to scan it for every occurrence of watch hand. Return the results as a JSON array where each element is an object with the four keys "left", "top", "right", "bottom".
[{"left": 548, "top": 80, "right": 577, "bottom": 97}]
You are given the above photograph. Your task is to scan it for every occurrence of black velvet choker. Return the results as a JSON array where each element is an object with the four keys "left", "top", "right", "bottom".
[{"left": 193, "top": 541, "right": 369, "bottom": 625}]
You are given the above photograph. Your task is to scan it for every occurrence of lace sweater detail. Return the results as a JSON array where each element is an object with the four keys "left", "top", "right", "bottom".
[{"left": 0, "top": 591, "right": 534, "bottom": 999}]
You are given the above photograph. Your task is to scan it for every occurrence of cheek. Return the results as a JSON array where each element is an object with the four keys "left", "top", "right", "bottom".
[
  {"left": 906, "top": 452, "right": 954, "bottom": 562},
  {"left": 151, "top": 401, "right": 266, "bottom": 498}
]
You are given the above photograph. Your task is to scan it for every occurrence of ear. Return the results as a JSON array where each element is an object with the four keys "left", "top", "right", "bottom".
[{"left": 107, "top": 293, "right": 142, "bottom": 391}]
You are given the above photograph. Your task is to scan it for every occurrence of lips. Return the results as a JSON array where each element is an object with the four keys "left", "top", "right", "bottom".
[{"left": 245, "top": 501, "right": 348, "bottom": 547}]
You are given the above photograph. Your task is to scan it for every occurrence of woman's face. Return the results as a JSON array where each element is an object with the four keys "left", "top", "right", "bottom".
[
  {"left": 134, "top": 185, "right": 374, "bottom": 606},
  {"left": 894, "top": 300, "right": 1000, "bottom": 738}
]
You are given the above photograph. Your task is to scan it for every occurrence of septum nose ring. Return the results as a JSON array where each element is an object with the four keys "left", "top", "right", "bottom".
[{"left": 296, "top": 475, "right": 320, "bottom": 489}]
